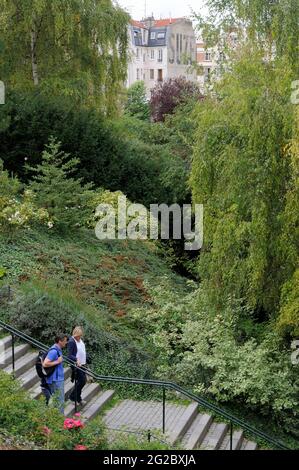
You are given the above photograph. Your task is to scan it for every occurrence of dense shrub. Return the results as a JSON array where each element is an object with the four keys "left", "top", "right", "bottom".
[
  {"left": 1, "top": 282, "right": 154, "bottom": 380},
  {"left": 129, "top": 278, "right": 299, "bottom": 438},
  {"left": 0, "top": 370, "right": 108, "bottom": 450},
  {"left": 0, "top": 160, "right": 49, "bottom": 237},
  {"left": 0, "top": 91, "right": 187, "bottom": 207},
  {"left": 150, "top": 77, "right": 202, "bottom": 122}
]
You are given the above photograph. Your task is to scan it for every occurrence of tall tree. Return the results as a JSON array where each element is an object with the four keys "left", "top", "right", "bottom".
[
  {"left": 190, "top": 51, "right": 297, "bottom": 323},
  {"left": 0, "top": 0, "right": 129, "bottom": 114},
  {"left": 195, "top": 0, "right": 299, "bottom": 72}
]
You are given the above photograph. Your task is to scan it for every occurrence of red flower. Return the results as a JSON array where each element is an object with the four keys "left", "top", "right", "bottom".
[{"left": 63, "top": 418, "right": 84, "bottom": 430}]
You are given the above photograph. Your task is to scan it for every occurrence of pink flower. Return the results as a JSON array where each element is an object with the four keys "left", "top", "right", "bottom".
[
  {"left": 74, "top": 445, "right": 88, "bottom": 451},
  {"left": 74, "top": 413, "right": 81, "bottom": 417},
  {"left": 63, "top": 418, "right": 84, "bottom": 430},
  {"left": 73, "top": 420, "right": 84, "bottom": 429},
  {"left": 42, "top": 426, "right": 52, "bottom": 436}
]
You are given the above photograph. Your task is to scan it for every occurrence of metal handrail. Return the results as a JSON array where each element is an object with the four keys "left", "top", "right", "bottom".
[{"left": 0, "top": 319, "right": 291, "bottom": 450}]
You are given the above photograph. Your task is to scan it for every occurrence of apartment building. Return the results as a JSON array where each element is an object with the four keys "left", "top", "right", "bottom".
[
  {"left": 196, "top": 31, "right": 239, "bottom": 87},
  {"left": 127, "top": 17, "right": 197, "bottom": 96}
]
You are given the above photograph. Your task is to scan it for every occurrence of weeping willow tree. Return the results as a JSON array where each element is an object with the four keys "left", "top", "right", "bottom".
[
  {"left": 0, "top": 0, "right": 129, "bottom": 114},
  {"left": 190, "top": 1, "right": 299, "bottom": 335},
  {"left": 195, "top": 0, "right": 299, "bottom": 72},
  {"left": 277, "top": 109, "right": 299, "bottom": 336}
]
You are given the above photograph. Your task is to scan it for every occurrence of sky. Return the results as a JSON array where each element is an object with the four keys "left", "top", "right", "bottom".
[{"left": 116, "top": 0, "right": 208, "bottom": 21}]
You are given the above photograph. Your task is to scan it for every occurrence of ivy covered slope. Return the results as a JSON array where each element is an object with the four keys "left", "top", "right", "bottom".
[{"left": 0, "top": 224, "right": 191, "bottom": 378}]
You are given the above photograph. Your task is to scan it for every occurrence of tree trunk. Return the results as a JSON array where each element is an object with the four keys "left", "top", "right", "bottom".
[{"left": 31, "top": 25, "right": 39, "bottom": 86}]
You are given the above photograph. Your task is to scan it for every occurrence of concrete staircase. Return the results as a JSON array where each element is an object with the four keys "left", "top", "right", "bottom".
[{"left": 0, "top": 333, "right": 258, "bottom": 450}]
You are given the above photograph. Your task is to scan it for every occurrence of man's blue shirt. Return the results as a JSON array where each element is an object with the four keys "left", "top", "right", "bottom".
[{"left": 45, "top": 345, "right": 64, "bottom": 384}]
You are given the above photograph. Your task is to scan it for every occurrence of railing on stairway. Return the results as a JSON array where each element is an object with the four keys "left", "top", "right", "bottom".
[{"left": 0, "top": 319, "right": 291, "bottom": 450}]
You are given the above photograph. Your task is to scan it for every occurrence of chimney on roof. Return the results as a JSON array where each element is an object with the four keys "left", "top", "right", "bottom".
[{"left": 143, "top": 14, "right": 155, "bottom": 29}]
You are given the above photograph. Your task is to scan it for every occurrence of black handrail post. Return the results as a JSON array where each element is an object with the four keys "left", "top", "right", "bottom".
[
  {"left": 11, "top": 333, "right": 15, "bottom": 377},
  {"left": 147, "top": 430, "right": 151, "bottom": 443},
  {"left": 74, "top": 369, "right": 78, "bottom": 413},
  {"left": 162, "top": 387, "right": 166, "bottom": 434},
  {"left": 230, "top": 421, "right": 233, "bottom": 450}
]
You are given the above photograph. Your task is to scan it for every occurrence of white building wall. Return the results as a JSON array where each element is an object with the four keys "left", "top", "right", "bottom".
[{"left": 127, "top": 19, "right": 197, "bottom": 97}]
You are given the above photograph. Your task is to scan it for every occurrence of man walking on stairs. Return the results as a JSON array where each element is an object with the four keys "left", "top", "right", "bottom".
[{"left": 43, "top": 333, "right": 68, "bottom": 414}]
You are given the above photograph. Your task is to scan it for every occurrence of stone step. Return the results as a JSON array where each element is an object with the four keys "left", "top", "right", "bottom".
[
  {"left": 19, "top": 365, "right": 41, "bottom": 391},
  {"left": 0, "top": 343, "right": 30, "bottom": 368},
  {"left": 219, "top": 429, "right": 244, "bottom": 450},
  {"left": 199, "top": 422, "right": 228, "bottom": 450},
  {"left": 64, "top": 382, "right": 101, "bottom": 417},
  {"left": 168, "top": 402, "right": 198, "bottom": 445},
  {"left": 81, "top": 390, "right": 115, "bottom": 422},
  {"left": 103, "top": 399, "right": 188, "bottom": 432},
  {"left": 3, "top": 351, "right": 37, "bottom": 378},
  {"left": 0, "top": 335, "right": 13, "bottom": 353},
  {"left": 241, "top": 440, "right": 258, "bottom": 450},
  {"left": 182, "top": 413, "right": 213, "bottom": 450},
  {"left": 29, "top": 368, "right": 72, "bottom": 399}
]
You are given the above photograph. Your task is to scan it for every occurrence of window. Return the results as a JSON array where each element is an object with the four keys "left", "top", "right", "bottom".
[
  {"left": 205, "top": 52, "right": 211, "bottom": 61},
  {"left": 157, "top": 32, "right": 165, "bottom": 39},
  {"left": 136, "top": 68, "right": 140, "bottom": 80},
  {"left": 204, "top": 67, "right": 211, "bottom": 82},
  {"left": 151, "top": 49, "right": 155, "bottom": 60},
  {"left": 219, "top": 52, "right": 225, "bottom": 61},
  {"left": 143, "top": 53, "right": 146, "bottom": 62},
  {"left": 150, "top": 69, "right": 154, "bottom": 80},
  {"left": 158, "top": 69, "right": 163, "bottom": 82},
  {"left": 136, "top": 48, "right": 139, "bottom": 59},
  {"left": 158, "top": 49, "right": 163, "bottom": 62},
  {"left": 150, "top": 32, "right": 156, "bottom": 40},
  {"left": 134, "top": 30, "right": 138, "bottom": 38}
]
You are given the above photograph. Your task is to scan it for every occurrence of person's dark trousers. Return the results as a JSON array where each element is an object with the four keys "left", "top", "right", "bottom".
[
  {"left": 69, "top": 368, "right": 87, "bottom": 403},
  {"left": 41, "top": 380, "right": 51, "bottom": 405}
]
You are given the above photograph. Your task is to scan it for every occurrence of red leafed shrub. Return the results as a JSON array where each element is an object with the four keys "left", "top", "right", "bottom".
[{"left": 150, "top": 76, "right": 202, "bottom": 122}]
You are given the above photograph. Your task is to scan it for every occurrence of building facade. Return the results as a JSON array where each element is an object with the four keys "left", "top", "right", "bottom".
[
  {"left": 127, "top": 17, "right": 197, "bottom": 96},
  {"left": 196, "top": 31, "right": 239, "bottom": 88}
]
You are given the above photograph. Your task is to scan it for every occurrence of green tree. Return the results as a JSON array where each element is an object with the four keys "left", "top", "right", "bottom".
[
  {"left": 190, "top": 51, "right": 296, "bottom": 322},
  {"left": 195, "top": 0, "right": 299, "bottom": 71},
  {"left": 125, "top": 81, "right": 150, "bottom": 121},
  {"left": 28, "top": 138, "right": 93, "bottom": 231},
  {"left": 0, "top": 0, "right": 129, "bottom": 113}
]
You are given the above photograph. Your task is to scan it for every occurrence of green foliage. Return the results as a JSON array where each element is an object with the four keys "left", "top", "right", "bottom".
[
  {"left": 0, "top": 0, "right": 130, "bottom": 114},
  {"left": 0, "top": 370, "right": 108, "bottom": 449},
  {"left": 129, "top": 281, "right": 299, "bottom": 437},
  {"left": 0, "top": 278, "right": 158, "bottom": 386},
  {"left": 125, "top": 81, "right": 150, "bottom": 121},
  {"left": 190, "top": 52, "right": 297, "bottom": 320},
  {"left": 0, "top": 91, "right": 187, "bottom": 208},
  {"left": 108, "top": 431, "right": 172, "bottom": 450},
  {"left": 198, "top": 0, "right": 299, "bottom": 71},
  {"left": 28, "top": 138, "right": 93, "bottom": 232},
  {"left": 0, "top": 159, "right": 49, "bottom": 237},
  {"left": 278, "top": 269, "right": 299, "bottom": 336}
]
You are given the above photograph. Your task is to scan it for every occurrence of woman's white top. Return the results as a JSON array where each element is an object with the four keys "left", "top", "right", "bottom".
[{"left": 74, "top": 337, "right": 86, "bottom": 366}]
